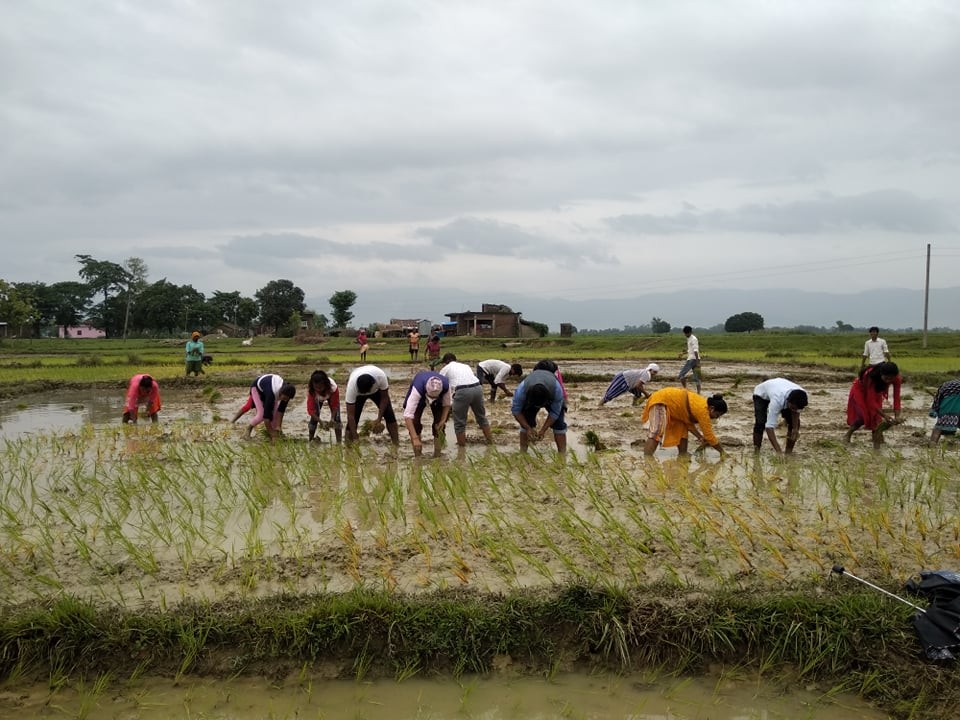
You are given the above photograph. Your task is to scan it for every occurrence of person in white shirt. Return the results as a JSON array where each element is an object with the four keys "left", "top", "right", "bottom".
[
  {"left": 476, "top": 359, "right": 523, "bottom": 401},
  {"left": 752, "top": 378, "right": 808, "bottom": 454},
  {"left": 678, "top": 326, "right": 701, "bottom": 393},
  {"left": 860, "top": 326, "right": 891, "bottom": 369},
  {"left": 439, "top": 353, "right": 494, "bottom": 448},
  {"left": 345, "top": 365, "right": 399, "bottom": 445}
]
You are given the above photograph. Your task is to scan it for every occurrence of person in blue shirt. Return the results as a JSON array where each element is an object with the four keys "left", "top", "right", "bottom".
[{"left": 511, "top": 363, "right": 566, "bottom": 453}]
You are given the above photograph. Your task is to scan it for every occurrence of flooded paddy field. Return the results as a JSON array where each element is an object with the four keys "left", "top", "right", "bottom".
[
  {"left": 0, "top": 360, "right": 958, "bottom": 718},
  {"left": 2, "top": 671, "right": 889, "bottom": 719}
]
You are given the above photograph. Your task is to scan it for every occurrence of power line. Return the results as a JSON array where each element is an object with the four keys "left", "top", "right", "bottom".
[{"left": 533, "top": 248, "right": 953, "bottom": 300}]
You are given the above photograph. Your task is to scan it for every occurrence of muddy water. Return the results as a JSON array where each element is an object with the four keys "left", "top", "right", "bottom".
[{"left": 2, "top": 672, "right": 889, "bottom": 719}]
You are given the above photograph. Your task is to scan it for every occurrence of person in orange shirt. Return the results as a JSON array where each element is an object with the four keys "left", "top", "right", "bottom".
[
  {"left": 641, "top": 387, "right": 726, "bottom": 456},
  {"left": 122, "top": 374, "right": 161, "bottom": 424}
]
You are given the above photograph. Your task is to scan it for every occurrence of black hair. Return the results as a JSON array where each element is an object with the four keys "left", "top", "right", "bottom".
[
  {"left": 869, "top": 326, "right": 879, "bottom": 333},
  {"left": 527, "top": 383, "right": 552, "bottom": 408},
  {"left": 534, "top": 359, "right": 558, "bottom": 373},
  {"left": 786, "top": 388, "right": 808, "bottom": 410},
  {"left": 706, "top": 394, "right": 728, "bottom": 415},
  {"left": 683, "top": 325, "right": 693, "bottom": 334},
  {"left": 356, "top": 373, "right": 376, "bottom": 394},
  {"left": 309, "top": 370, "right": 330, "bottom": 394},
  {"left": 867, "top": 362, "right": 899, "bottom": 391},
  {"left": 280, "top": 383, "right": 296, "bottom": 399},
  {"left": 441, "top": 352, "right": 457, "bottom": 363},
  {"left": 510, "top": 363, "right": 523, "bottom": 376},
  {"left": 138, "top": 375, "right": 154, "bottom": 390}
]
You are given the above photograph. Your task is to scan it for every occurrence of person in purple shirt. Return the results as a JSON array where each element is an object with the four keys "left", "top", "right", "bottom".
[{"left": 402, "top": 370, "right": 452, "bottom": 456}]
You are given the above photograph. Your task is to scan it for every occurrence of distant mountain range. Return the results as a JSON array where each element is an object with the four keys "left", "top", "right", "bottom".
[{"left": 308, "top": 286, "right": 960, "bottom": 332}]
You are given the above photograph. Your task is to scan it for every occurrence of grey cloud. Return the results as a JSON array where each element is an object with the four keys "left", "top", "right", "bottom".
[
  {"left": 220, "top": 232, "right": 437, "bottom": 265},
  {"left": 606, "top": 190, "right": 956, "bottom": 235},
  {"left": 416, "top": 217, "right": 617, "bottom": 266}
]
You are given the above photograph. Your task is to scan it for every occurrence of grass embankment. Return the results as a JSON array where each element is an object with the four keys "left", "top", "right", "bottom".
[{"left": 2, "top": 586, "right": 953, "bottom": 718}]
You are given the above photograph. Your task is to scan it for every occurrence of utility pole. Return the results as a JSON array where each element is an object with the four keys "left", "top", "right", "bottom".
[{"left": 922, "top": 243, "right": 931, "bottom": 349}]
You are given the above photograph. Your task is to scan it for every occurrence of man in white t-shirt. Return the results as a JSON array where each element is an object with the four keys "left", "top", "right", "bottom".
[
  {"left": 861, "top": 326, "right": 891, "bottom": 369},
  {"left": 476, "top": 359, "right": 523, "bottom": 402},
  {"left": 439, "top": 353, "right": 494, "bottom": 448},
  {"left": 344, "top": 364, "right": 400, "bottom": 445},
  {"left": 678, "top": 326, "right": 701, "bottom": 393},
  {"left": 752, "top": 378, "right": 808, "bottom": 454}
]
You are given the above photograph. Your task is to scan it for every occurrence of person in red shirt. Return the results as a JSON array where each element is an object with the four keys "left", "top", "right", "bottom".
[
  {"left": 845, "top": 361, "right": 902, "bottom": 448},
  {"left": 122, "top": 374, "right": 161, "bottom": 424}
]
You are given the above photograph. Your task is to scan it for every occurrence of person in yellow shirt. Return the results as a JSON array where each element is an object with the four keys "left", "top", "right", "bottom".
[{"left": 641, "top": 387, "right": 727, "bottom": 456}]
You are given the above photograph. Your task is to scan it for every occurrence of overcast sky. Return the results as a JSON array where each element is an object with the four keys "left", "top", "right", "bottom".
[{"left": 3, "top": 1, "right": 959, "bottom": 325}]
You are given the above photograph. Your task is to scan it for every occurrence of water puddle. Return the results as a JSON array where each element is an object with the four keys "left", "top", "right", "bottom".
[{"left": 1, "top": 672, "right": 888, "bottom": 719}]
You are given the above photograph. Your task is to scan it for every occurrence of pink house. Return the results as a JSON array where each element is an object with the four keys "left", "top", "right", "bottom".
[{"left": 59, "top": 325, "right": 106, "bottom": 339}]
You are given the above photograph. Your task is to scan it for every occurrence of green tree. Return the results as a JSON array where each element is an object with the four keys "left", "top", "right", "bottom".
[
  {"left": 121, "top": 257, "right": 150, "bottom": 339},
  {"left": 328, "top": 290, "right": 358, "bottom": 328},
  {"left": 75, "top": 254, "right": 131, "bottom": 338},
  {"left": 724, "top": 312, "right": 765, "bottom": 333},
  {"left": 48, "top": 282, "right": 93, "bottom": 330},
  {"left": 16, "top": 281, "right": 92, "bottom": 336},
  {"left": 0, "top": 279, "right": 35, "bottom": 335},
  {"left": 130, "top": 280, "right": 204, "bottom": 336},
  {"left": 256, "top": 279, "right": 306, "bottom": 334},
  {"left": 651, "top": 317, "right": 671, "bottom": 334},
  {"left": 284, "top": 311, "right": 302, "bottom": 338}
]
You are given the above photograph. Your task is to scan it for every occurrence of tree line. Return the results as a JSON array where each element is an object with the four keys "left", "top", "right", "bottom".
[{"left": 0, "top": 255, "right": 358, "bottom": 338}]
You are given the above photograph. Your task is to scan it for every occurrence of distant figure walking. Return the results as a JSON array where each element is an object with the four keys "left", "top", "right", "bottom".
[
  {"left": 929, "top": 379, "right": 960, "bottom": 443},
  {"left": 846, "top": 362, "right": 902, "bottom": 448},
  {"left": 678, "top": 326, "right": 701, "bottom": 393},
  {"left": 861, "top": 326, "right": 891, "bottom": 370},
  {"left": 122, "top": 374, "right": 161, "bottom": 424},
  {"left": 600, "top": 364, "right": 660, "bottom": 406},
  {"left": 356, "top": 328, "right": 369, "bottom": 362}
]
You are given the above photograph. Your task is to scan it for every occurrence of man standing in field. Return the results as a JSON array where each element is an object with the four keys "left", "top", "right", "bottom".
[
  {"left": 860, "top": 326, "right": 891, "bottom": 370},
  {"left": 477, "top": 359, "right": 523, "bottom": 401},
  {"left": 678, "top": 325, "right": 701, "bottom": 393},
  {"left": 752, "top": 378, "right": 808, "bottom": 454},
  {"left": 407, "top": 328, "right": 420, "bottom": 362},
  {"left": 185, "top": 331, "right": 204, "bottom": 377}
]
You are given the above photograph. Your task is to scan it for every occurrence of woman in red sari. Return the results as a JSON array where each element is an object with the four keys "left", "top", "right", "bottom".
[{"left": 845, "top": 361, "right": 902, "bottom": 448}]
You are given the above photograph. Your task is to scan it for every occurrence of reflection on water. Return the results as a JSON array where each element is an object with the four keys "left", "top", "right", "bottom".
[
  {"left": 3, "top": 671, "right": 888, "bottom": 720},
  {"left": 0, "top": 391, "right": 120, "bottom": 439},
  {"left": 0, "top": 388, "right": 225, "bottom": 441}
]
